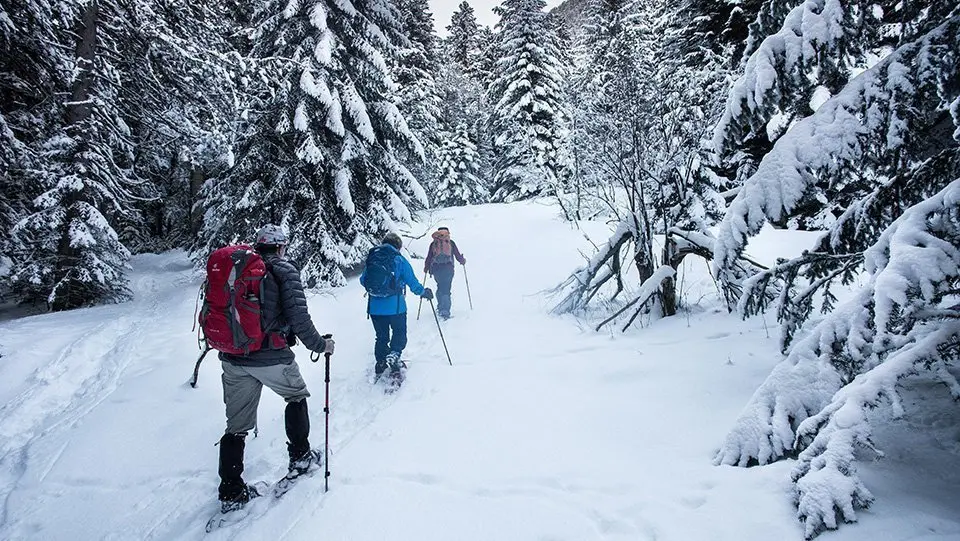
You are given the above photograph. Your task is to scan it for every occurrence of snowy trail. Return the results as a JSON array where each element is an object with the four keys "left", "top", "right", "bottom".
[
  {"left": 0, "top": 202, "right": 958, "bottom": 540},
  {"left": 204, "top": 203, "right": 805, "bottom": 541},
  {"left": 0, "top": 257, "right": 196, "bottom": 531}
]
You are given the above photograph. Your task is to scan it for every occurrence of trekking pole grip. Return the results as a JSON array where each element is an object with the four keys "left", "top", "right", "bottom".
[{"left": 313, "top": 333, "right": 333, "bottom": 363}]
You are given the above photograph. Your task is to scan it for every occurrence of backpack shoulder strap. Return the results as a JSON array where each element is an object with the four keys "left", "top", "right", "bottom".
[{"left": 393, "top": 254, "right": 403, "bottom": 282}]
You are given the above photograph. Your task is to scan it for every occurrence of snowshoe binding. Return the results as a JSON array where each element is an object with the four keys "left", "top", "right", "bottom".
[
  {"left": 206, "top": 481, "right": 268, "bottom": 532},
  {"left": 275, "top": 448, "right": 323, "bottom": 498},
  {"left": 383, "top": 353, "right": 406, "bottom": 394}
]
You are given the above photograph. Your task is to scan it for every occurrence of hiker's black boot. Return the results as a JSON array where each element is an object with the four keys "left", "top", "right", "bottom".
[
  {"left": 374, "top": 360, "right": 387, "bottom": 378},
  {"left": 287, "top": 448, "right": 321, "bottom": 477},
  {"left": 219, "top": 484, "right": 264, "bottom": 513},
  {"left": 218, "top": 433, "right": 248, "bottom": 510}
]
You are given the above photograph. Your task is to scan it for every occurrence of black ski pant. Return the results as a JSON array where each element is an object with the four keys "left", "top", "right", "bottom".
[
  {"left": 370, "top": 313, "right": 407, "bottom": 370},
  {"left": 431, "top": 265, "right": 455, "bottom": 316}
]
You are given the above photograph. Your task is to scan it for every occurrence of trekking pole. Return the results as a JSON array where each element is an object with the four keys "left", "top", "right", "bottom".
[
  {"left": 312, "top": 334, "right": 334, "bottom": 492},
  {"left": 189, "top": 288, "right": 209, "bottom": 388},
  {"left": 417, "top": 270, "right": 427, "bottom": 321},
  {"left": 429, "top": 299, "right": 453, "bottom": 366},
  {"left": 322, "top": 334, "right": 333, "bottom": 493},
  {"left": 190, "top": 345, "right": 211, "bottom": 388},
  {"left": 463, "top": 264, "right": 474, "bottom": 310}
]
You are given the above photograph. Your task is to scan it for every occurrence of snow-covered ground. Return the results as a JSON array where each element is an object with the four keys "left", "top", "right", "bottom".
[{"left": 0, "top": 201, "right": 958, "bottom": 540}]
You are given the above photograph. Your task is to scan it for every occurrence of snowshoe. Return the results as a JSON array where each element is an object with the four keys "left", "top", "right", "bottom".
[
  {"left": 374, "top": 360, "right": 388, "bottom": 380},
  {"left": 275, "top": 448, "right": 323, "bottom": 498},
  {"left": 383, "top": 357, "right": 406, "bottom": 394},
  {"left": 206, "top": 481, "right": 269, "bottom": 532}
]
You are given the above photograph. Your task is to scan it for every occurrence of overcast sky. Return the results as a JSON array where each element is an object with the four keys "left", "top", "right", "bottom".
[{"left": 428, "top": 0, "right": 566, "bottom": 37}]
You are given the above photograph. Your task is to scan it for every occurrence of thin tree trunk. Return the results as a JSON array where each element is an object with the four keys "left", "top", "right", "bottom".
[
  {"left": 189, "top": 166, "right": 205, "bottom": 235},
  {"left": 52, "top": 0, "right": 99, "bottom": 312},
  {"left": 65, "top": 0, "right": 98, "bottom": 127},
  {"left": 661, "top": 240, "right": 678, "bottom": 316}
]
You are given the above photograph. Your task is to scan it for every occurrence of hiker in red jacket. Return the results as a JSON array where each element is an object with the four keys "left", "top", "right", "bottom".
[{"left": 423, "top": 227, "right": 466, "bottom": 319}]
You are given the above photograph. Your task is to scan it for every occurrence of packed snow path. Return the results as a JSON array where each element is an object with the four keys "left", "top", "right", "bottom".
[{"left": 1, "top": 202, "right": 958, "bottom": 540}]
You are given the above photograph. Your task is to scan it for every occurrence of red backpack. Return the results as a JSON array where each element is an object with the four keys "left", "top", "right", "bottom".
[
  {"left": 198, "top": 245, "right": 269, "bottom": 355},
  {"left": 431, "top": 238, "right": 454, "bottom": 265}
]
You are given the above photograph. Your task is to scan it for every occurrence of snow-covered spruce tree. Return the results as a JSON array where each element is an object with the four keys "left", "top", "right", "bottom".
[
  {"left": 394, "top": 0, "right": 442, "bottom": 190},
  {"left": 446, "top": 1, "right": 481, "bottom": 73},
  {"left": 719, "top": 178, "right": 960, "bottom": 538},
  {"left": 696, "top": 0, "right": 801, "bottom": 194},
  {"left": 0, "top": 114, "right": 23, "bottom": 296},
  {"left": 0, "top": 0, "right": 79, "bottom": 301},
  {"left": 434, "top": 126, "right": 484, "bottom": 206},
  {"left": 438, "top": 2, "right": 496, "bottom": 191},
  {"left": 472, "top": 24, "right": 500, "bottom": 87},
  {"left": 468, "top": 24, "right": 501, "bottom": 184},
  {"left": 117, "top": 0, "right": 249, "bottom": 253},
  {"left": 713, "top": 7, "right": 960, "bottom": 537},
  {"left": 711, "top": 0, "right": 838, "bottom": 199},
  {"left": 487, "top": 0, "right": 568, "bottom": 202},
  {"left": 790, "top": 186, "right": 960, "bottom": 535},
  {"left": 198, "top": 0, "right": 427, "bottom": 287},
  {"left": 714, "top": 0, "right": 960, "bottom": 315},
  {"left": 9, "top": 0, "right": 163, "bottom": 310},
  {"left": 547, "top": 12, "right": 579, "bottom": 213},
  {"left": 575, "top": 0, "right": 635, "bottom": 87},
  {"left": 552, "top": 0, "right": 730, "bottom": 323},
  {"left": 435, "top": 45, "right": 492, "bottom": 198},
  {"left": 1, "top": 0, "right": 250, "bottom": 308}
]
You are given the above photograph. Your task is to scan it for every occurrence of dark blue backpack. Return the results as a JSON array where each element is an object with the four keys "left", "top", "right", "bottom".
[{"left": 364, "top": 246, "right": 403, "bottom": 297}]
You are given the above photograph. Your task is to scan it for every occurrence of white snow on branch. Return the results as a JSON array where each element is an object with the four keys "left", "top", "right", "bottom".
[
  {"left": 283, "top": 0, "right": 300, "bottom": 19},
  {"left": 792, "top": 320, "right": 960, "bottom": 538},
  {"left": 867, "top": 180, "right": 960, "bottom": 346},
  {"left": 310, "top": 2, "right": 328, "bottom": 31},
  {"left": 712, "top": 0, "right": 848, "bottom": 156},
  {"left": 333, "top": 166, "right": 355, "bottom": 216},
  {"left": 721, "top": 178, "right": 960, "bottom": 536},
  {"left": 293, "top": 101, "right": 309, "bottom": 132},
  {"left": 713, "top": 17, "right": 959, "bottom": 283},
  {"left": 341, "top": 82, "right": 374, "bottom": 143}
]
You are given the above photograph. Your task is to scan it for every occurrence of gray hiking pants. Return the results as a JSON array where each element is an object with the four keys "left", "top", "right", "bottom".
[{"left": 221, "top": 361, "right": 310, "bottom": 434}]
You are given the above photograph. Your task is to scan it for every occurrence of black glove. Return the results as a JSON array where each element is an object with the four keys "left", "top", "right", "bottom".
[{"left": 422, "top": 288, "right": 434, "bottom": 300}]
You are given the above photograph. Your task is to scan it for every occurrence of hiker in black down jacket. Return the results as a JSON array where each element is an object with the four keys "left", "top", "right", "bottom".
[
  {"left": 216, "top": 224, "right": 335, "bottom": 513},
  {"left": 219, "top": 251, "right": 325, "bottom": 366}
]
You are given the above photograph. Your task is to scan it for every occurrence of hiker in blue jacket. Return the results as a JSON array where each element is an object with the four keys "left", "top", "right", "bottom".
[{"left": 360, "top": 232, "right": 433, "bottom": 378}]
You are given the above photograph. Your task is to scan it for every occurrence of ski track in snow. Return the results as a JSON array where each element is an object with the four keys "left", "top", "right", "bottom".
[
  {"left": 0, "top": 264, "right": 191, "bottom": 533},
  {"left": 0, "top": 204, "right": 958, "bottom": 540}
]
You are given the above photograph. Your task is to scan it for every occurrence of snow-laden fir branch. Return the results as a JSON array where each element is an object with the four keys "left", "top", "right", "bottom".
[
  {"left": 713, "top": 14, "right": 960, "bottom": 292},
  {"left": 719, "top": 178, "right": 960, "bottom": 537}
]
